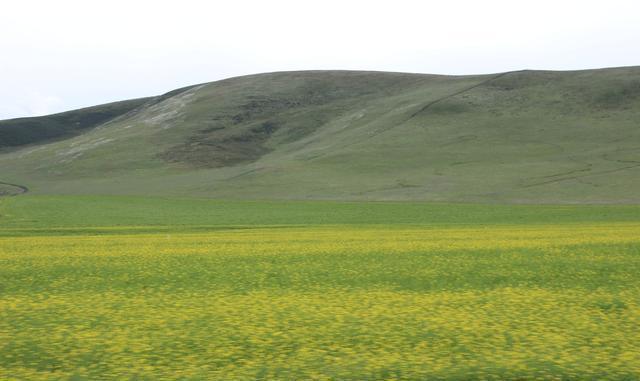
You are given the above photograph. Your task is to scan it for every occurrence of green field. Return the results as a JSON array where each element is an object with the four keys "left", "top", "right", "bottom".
[
  {"left": 2, "top": 196, "right": 640, "bottom": 379},
  {"left": 2, "top": 195, "right": 640, "bottom": 235}
]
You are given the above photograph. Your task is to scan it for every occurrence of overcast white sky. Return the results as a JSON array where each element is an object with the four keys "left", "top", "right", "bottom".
[{"left": 1, "top": 0, "right": 639, "bottom": 119}]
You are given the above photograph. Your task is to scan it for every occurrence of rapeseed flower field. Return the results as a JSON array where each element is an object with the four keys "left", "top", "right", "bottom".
[{"left": 1, "top": 224, "right": 640, "bottom": 379}]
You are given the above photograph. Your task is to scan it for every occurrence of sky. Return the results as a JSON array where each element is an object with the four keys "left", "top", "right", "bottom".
[{"left": 1, "top": 0, "right": 639, "bottom": 120}]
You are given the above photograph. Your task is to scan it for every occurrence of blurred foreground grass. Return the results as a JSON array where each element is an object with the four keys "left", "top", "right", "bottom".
[{"left": 1, "top": 224, "right": 640, "bottom": 379}]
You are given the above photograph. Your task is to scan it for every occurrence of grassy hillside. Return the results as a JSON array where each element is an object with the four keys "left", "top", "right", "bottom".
[
  {"left": 0, "top": 98, "right": 152, "bottom": 149},
  {"left": 1, "top": 67, "right": 639, "bottom": 203}
]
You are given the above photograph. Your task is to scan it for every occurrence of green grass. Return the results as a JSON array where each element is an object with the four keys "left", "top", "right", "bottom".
[
  {"left": 1, "top": 67, "right": 640, "bottom": 203},
  {"left": 1, "top": 206, "right": 640, "bottom": 379},
  {"left": 2, "top": 195, "right": 640, "bottom": 235}
]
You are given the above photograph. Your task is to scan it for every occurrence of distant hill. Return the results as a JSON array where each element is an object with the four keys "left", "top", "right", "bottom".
[
  {"left": 1, "top": 67, "right": 639, "bottom": 203},
  {"left": 0, "top": 98, "right": 151, "bottom": 148}
]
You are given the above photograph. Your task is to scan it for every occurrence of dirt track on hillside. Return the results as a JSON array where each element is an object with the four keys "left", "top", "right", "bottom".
[{"left": 0, "top": 181, "right": 29, "bottom": 196}]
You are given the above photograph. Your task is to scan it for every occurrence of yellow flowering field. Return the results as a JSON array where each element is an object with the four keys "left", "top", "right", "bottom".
[{"left": 1, "top": 224, "right": 640, "bottom": 380}]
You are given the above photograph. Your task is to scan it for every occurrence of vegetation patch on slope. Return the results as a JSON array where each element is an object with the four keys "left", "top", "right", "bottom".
[{"left": 158, "top": 71, "right": 434, "bottom": 168}]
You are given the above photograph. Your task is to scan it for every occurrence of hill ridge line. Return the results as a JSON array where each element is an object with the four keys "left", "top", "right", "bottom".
[{"left": 3, "top": 67, "right": 640, "bottom": 203}]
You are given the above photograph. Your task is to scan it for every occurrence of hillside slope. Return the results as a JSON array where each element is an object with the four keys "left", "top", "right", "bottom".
[
  {"left": 0, "top": 98, "right": 152, "bottom": 149},
  {"left": 1, "top": 67, "right": 639, "bottom": 203}
]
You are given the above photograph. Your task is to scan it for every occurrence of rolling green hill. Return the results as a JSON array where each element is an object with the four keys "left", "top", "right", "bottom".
[{"left": 1, "top": 67, "right": 639, "bottom": 203}]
